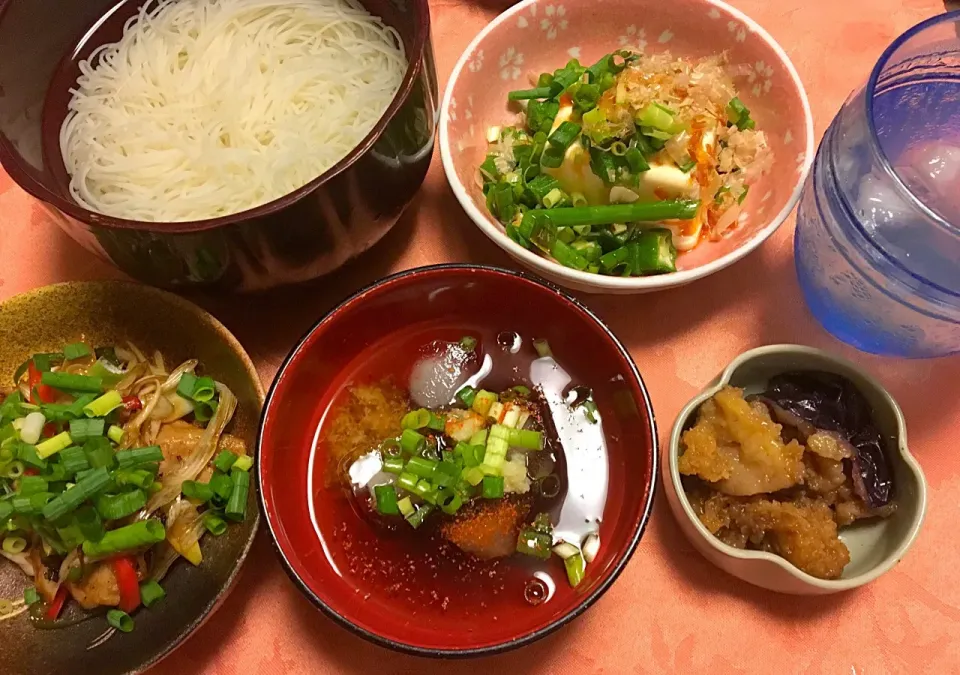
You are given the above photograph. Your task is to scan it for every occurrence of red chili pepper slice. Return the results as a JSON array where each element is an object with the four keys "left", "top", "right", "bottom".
[
  {"left": 122, "top": 395, "right": 143, "bottom": 413},
  {"left": 27, "top": 362, "right": 56, "bottom": 404},
  {"left": 23, "top": 468, "right": 40, "bottom": 477},
  {"left": 42, "top": 423, "right": 57, "bottom": 438},
  {"left": 112, "top": 557, "right": 141, "bottom": 613},
  {"left": 45, "top": 586, "right": 68, "bottom": 621}
]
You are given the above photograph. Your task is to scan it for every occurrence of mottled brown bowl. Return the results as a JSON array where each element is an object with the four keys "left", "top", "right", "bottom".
[
  {"left": 0, "top": 281, "right": 264, "bottom": 675},
  {"left": 0, "top": 0, "right": 437, "bottom": 291}
]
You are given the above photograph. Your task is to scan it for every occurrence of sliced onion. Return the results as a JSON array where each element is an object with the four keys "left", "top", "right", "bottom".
[
  {"left": 0, "top": 549, "right": 34, "bottom": 577},
  {"left": 552, "top": 541, "right": 580, "bottom": 560},
  {"left": 146, "top": 382, "right": 237, "bottom": 513},
  {"left": 582, "top": 532, "right": 600, "bottom": 563},
  {"left": 164, "top": 498, "right": 206, "bottom": 566}
]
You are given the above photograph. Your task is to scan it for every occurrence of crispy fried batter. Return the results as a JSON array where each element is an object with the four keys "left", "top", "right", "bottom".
[
  {"left": 322, "top": 383, "right": 408, "bottom": 487},
  {"left": 440, "top": 497, "right": 531, "bottom": 560},
  {"left": 679, "top": 387, "right": 804, "bottom": 495}
]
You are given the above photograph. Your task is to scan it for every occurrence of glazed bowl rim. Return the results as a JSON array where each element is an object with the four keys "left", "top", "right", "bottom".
[
  {"left": 255, "top": 263, "right": 659, "bottom": 657},
  {"left": 0, "top": 0, "right": 431, "bottom": 234},
  {"left": 438, "top": 0, "right": 815, "bottom": 292},
  {"left": 0, "top": 279, "right": 266, "bottom": 674},
  {"left": 667, "top": 343, "right": 928, "bottom": 591}
]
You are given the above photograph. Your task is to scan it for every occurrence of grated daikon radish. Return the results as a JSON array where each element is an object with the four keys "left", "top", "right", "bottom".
[{"left": 60, "top": 0, "right": 407, "bottom": 222}]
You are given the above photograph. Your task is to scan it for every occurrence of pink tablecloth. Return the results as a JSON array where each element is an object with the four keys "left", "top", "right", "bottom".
[{"left": 2, "top": 0, "right": 960, "bottom": 672}]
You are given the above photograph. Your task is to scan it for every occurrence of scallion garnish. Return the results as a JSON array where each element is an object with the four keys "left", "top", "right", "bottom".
[
  {"left": 82, "top": 519, "right": 165, "bottom": 557},
  {"left": 373, "top": 484, "right": 400, "bottom": 515},
  {"left": 62, "top": 342, "right": 92, "bottom": 361},
  {"left": 40, "top": 372, "right": 104, "bottom": 393},
  {"left": 139, "top": 580, "right": 166, "bottom": 608},
  {"left": 82, "top": 390, "right": 123, "bottom": 418},
  {"left": 224, "top": 470, "right": 249, "bottom": 522},
  {"left": 106, "top": 609, "right": 134, "bottom": 633}
]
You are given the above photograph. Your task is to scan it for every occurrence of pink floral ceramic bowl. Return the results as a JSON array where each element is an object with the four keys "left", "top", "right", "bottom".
[{"left": 440, "top": 0, "right": 814, "bottom": 294}]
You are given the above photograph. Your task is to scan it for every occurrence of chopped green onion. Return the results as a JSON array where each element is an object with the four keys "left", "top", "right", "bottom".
[
  {"left": 87, "top": 360, "right": 126, "bottom": 388},
  {"left": 203, "top": 513, "right": 227, "bottom": 536},
  {"left": 564, "top": 552, "right": 586, "bottom": 587},
  {"left": 82, "top": 518, "right": 165, "bottom": 557},
  {"left": 726, "top": 97, "right": 755, "bottom": 130},
  {"left": 678, "top": 157, "right": 697, "bottom": 173},
  {"left": 225, "top": 469, "right": 250, "bottom": 522},
  {"left": 461, "top": 466, "right": 484, "bottom": 486},
  {"left": 624, "top": 146, "right": 650, "bottom": 174},
  {"left": 526, "top": 99, "right": 560, "bottom": 134},
  {"left": 508, "top": 86, "right": 552, "bottom": 101},
  {"left": 107, "top": 609, "right": 134, "bottom": 633},
  {"left": 3, "top": 461, "right": 25, "bottom": 479},
  {"left": 542, "top": 188, "right": 569, "bottom": 209},
  {"left": 176, "top": 372, "right": 198, "bottom": 400},
  {"left": 532, "top": 339, "right": 553, "bottom": 358},
  {"left": 374, "top": 484, "right": 400, "bottom": 515},
  {"left": 63, "top": 342, "right": 92, "bottom": 361},
  {"left": 427, "top": 412, "right": 446, "bottom": 432},
  {"left": 505, "top": 427, "right": 543, "bottom": 451},
  {"left": 40, "top": 371, "right": 103, "bottom": 393},
  {"left": 95, "top": 490, "right": 147, "bottom": 520},
  {"left": 397, "top": 496, "right": 414, "bottom": 517},
  {"left": 139, "top": 580, "right": 166, "bottom": 608},
  {"left": 397, "top": 472, "right": 419, "bottom": 493},
  {"left": 83, "top": 437, "right": 116, "bottom": 469},
  {"left": 405, "top": 504, "right": 434, "bottom": 529},
  {"left": 115, "top": 469, "right": 154, "bottom": 489},
  {"left": 581, "top": 399, "right": 600, "bottom": 423},
  {"left": 437, "top": 487, "right": 463, "bottom": 515},
  {"left": 547, "top": 121, "right": 581, "bottom": 152},
  {"left": 232, "top": 455, "right": 253, "bottom": 472},
  {"left": 23, "top": 587, "right": 39, "bottom": 606},
  {"left": 115, "top": 445, "right": 163, "bottom": 469},
  {"left": 182, "top": 480, "right": 214, "bottom": 502},
  {"left": 76, "top": 505, "right": 104, "bottom": 542},
  {"left": 36, "top": 432, "right": 73, "bottom": 459},
  {"left": 68, "top": 418, "right": 104, "bottom": 442},
  {"left": 82, "top": 391, "right": 123, "bottom": 418},
  {"left": 636, "top": 103, "right": 677, "bottom": 132},
  {"left": 18, "top": 475, "right": 48, "bottom": 496},
  {"left": 413, "top": 479, "right": 436, "bottom": 503},
  {"left": 481, "top": 475, "right": 505, "bottom": 499},
  {"left": 193, "top": 400, "right": 217, "bottom": 423},
  {"left": 401, "top": 409, "right": 431, "bottom": 430},
  {"left": 190, "top": 377, "right": 216, "bottom": 403},
  {"left": 459, "top": 336, "right": 478, "bottom": 352},
  {"left": 16, "top": 443, "right": 46, "bottom": 470},
  {"left": 471, "top": 390, "right": 498, "bottom": 416},
  {"left": 2, "top": 535, "right": 26, "bottom": 554},
  {"left": 107, "top": 425, "right": 124, "bottom": 444},
  {"left": 399, "top": 428, "right": 426, "bottom": 455},
  {"left": 382, "top": 456, "right": 404, "bottom": 475},
  {"left": 213, "top": 450, "right": 238, "bottom": 473},
  {"left": 60, "top": 446, "right": 89, "bottom": 475},
  {"left": 456, "top": 385, "right": 477, "bottom": 408},
  {"left": 516, "top": 527, "right": 553, "bottom": 559},
  {"left": 209, "top": 473, "right": 233, "bottom": 505},
  {"left": 551, "top": 239, "right": 589, "bottom": 270},
  {"left": 405, "top": 456, "right": 438, "bottom": 480},
  {"left": 42, "top": 467, "right": 111, "bottom": 521}
]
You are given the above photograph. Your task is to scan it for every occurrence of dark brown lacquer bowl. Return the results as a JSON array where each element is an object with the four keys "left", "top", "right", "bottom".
[
  {"left": 0, "top": 0, "right": 437, "bottom": 291},
  {"left": 0, "top": 281, "right": 264, "bottom": 675}
]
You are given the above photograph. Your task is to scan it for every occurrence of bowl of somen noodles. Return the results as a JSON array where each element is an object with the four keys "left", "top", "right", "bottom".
[{"left": 0, "top": 0, "right": 436, "bottom": 291}]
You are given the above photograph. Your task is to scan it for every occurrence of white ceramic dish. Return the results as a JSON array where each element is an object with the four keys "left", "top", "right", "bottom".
[{"left": 664, "top": 345, "right": 927, "bottom": 594}]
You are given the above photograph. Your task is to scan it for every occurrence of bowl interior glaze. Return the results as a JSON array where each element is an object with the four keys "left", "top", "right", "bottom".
[
  {"left": 0, "top": 281, "right": 264, "bottom": 675},
  {"left": 258, "top": 265, "right": 657, "bottom": 655}
]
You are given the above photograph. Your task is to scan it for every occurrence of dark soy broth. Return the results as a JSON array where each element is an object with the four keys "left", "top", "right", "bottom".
[{"left": 310, "top": 323, "right": 610, "bottom": 621}]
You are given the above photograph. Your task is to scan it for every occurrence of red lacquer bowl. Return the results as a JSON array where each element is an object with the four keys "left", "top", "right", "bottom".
[{"left": 257, "top": 265, "right": 657, "bottom": 656}]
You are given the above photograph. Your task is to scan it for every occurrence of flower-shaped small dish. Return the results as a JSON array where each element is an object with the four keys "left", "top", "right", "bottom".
[
  {"left": 440, "top": 0, "right": 814, "bottom": 294},
  {"left": 664, "top": 345, "right": 927, "bottom": 594}
]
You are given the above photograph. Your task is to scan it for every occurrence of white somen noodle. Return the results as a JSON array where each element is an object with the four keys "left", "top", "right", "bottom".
[{"left": 60, "top": 0, "right": 407, "bottom": 222}]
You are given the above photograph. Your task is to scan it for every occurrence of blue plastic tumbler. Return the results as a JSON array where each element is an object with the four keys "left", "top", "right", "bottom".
[{"left": 795, "top": 12, "right": 960, "bottom": 357}]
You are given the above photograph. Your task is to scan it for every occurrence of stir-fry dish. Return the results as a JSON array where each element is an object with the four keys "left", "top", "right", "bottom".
[
  {"left": 0, "top": 342, "right": 249, "bottom": 632},
  {"left": 323, "top": 332, "right": 606, "bottom": 610},
  {"left": 679, "top": 372, "right": 895, "bottom": 579},
  {"left": 481, "top": 49, "right": 772, "bottom": 276}
]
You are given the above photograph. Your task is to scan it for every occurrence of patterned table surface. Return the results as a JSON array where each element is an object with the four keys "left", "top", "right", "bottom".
[{"left": 1, "top": 0, "right": 959, "bottom": 672}]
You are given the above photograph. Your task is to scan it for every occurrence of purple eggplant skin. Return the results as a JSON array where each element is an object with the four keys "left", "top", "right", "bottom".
[{"left": 764, "top": 371, "right": 895, "bottom": 509}]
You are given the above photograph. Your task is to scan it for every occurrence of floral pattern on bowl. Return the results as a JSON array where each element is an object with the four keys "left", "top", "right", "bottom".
[{"left": 440, "top": 0, "right": 815, "bottom": 293}]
